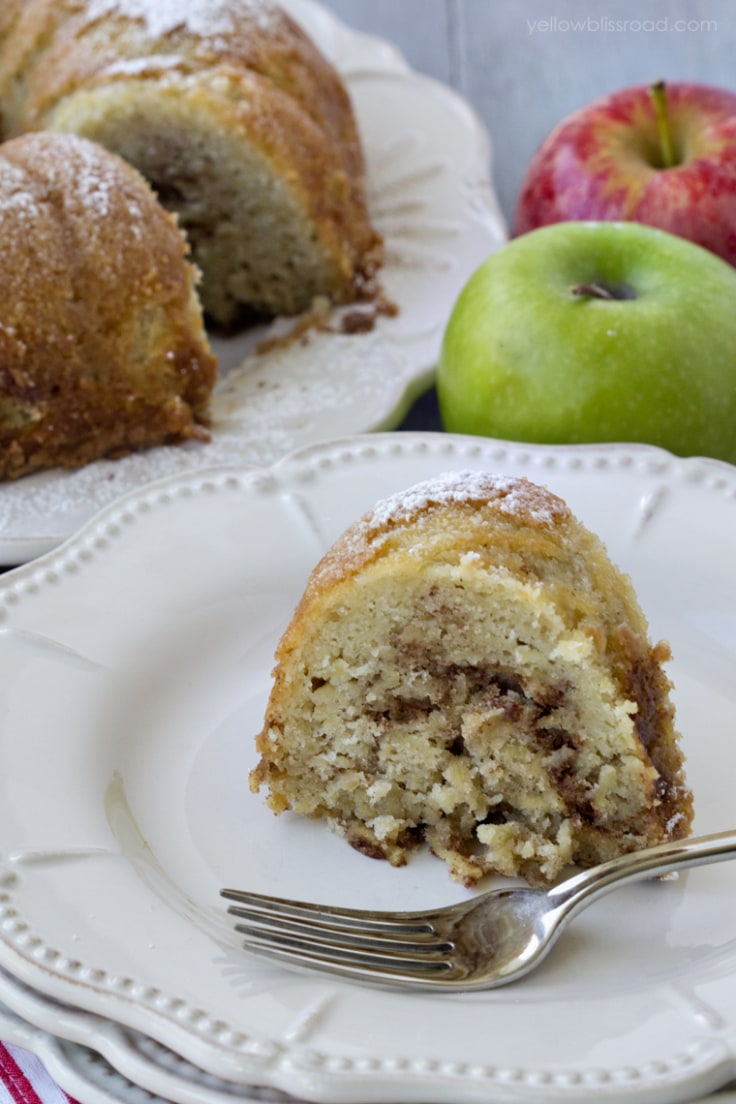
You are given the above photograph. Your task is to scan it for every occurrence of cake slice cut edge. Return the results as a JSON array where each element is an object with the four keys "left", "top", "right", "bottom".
[{"left": 250, "top": 471, "right": 693, "bottom": 887}]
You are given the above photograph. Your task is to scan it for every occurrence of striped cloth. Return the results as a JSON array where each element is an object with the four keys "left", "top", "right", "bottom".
[{"left": 0, "top": 1044, "right": 77, "bottom": 1104}]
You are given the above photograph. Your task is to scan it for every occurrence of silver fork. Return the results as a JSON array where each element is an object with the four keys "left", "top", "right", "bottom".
[{"left": 222, "top": 829, "right": 736, "bottom": 991}]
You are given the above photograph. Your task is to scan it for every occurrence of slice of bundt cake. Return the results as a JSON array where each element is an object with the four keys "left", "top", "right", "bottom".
[{"left": 251, "top": 471, "right": 693, "bottom": 887}]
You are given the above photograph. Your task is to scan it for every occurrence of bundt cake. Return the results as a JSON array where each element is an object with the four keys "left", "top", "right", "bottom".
[
  {"left": 0, "top": 0, "right": 382, "bottom": 327},
  {"left": 0, "top": 130, "right": 217, "bottom": 481},
  {"left": 251, "top": 471, "right": 693, "bottom": 887}
]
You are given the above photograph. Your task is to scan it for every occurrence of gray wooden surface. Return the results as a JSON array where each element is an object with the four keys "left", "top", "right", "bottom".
[{"left": 326, "top": 0, "right": 733, "bottom": 227}]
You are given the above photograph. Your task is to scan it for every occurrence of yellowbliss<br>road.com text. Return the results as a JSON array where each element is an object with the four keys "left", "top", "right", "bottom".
[{"left": 526, "top": 16, "right": 718, "bottom": 35}]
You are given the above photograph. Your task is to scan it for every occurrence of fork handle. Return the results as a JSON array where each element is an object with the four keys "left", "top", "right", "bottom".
[{"left": 548, "top": 829, "right": 736, "bottom": 919}]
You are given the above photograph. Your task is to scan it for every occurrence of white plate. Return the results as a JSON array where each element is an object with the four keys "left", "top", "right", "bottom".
[
  {"left": 0, "top": 432, "right": 735, "bottom": 1104},
  {"left": 1, "top": 968, "right": 735, "bottom": 1104},
  {"left": 0, "top": 1004, "right": 292, "bottom": 1104},
  {"left": 0, "top": 965, "right": 300, "bottom": 1104},
  {"left": 0, "top": 0, "right": 506, "bottom": 566},
  {"left": 0, "top": 1012, "right": 151, "bottom": 1104}
]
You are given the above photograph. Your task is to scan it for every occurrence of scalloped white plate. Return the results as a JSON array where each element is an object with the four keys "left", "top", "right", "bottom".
[
  {"left": 1, "top": 970, "right": 735, "bottom": 1104},
  {"left": 0, "top": 1001, "right": 293, "bottom": 1104},
  {"left": 0, "top": 432, "right": 736, "bottom": 1104},
  {"left": 0, "top": 0, "right": 506, "bottom": 566},
  {"left": 0, "top": 966, "right": 299, "bottom": 1104}
]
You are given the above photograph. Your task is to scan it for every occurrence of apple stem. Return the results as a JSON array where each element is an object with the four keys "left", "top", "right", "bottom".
[
  {"left": 570, "top": 282, "right": 616, "bottom": 300},
  {"left": 650, "top": 79, "right": 677, "bottom": 168}
]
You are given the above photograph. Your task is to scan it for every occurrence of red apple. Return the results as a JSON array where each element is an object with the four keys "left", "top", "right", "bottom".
[{"left": 513, "top": 81, "right": 736, "bottom": 267}]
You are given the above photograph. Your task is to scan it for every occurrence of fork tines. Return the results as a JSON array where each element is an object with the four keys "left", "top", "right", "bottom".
[{"left": 220, "top": 888, "right": 455, "bottom": 980}]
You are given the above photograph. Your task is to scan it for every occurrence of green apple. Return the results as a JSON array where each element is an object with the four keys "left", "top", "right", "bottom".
[{"left": 437, "top": 221, "right": 736, "bottom": 464}]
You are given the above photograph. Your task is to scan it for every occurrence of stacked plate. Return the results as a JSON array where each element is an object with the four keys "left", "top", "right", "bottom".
[
  {"left": 2, "top": 429, "right": 736, "bottom": 1104},
  {"left": 1, "top": 5, "right": 735, "bottom": 1104}
]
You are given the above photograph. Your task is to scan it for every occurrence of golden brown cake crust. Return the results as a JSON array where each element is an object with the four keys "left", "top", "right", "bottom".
[
  {"left": 0, "top": 0, "right": 383, "bottom": 325},
  {"left": 0, "top": 130, "right": 217, "bottom": 481},
  {"left": 252, "top": 472, "right": 693, "bottom": 887}
]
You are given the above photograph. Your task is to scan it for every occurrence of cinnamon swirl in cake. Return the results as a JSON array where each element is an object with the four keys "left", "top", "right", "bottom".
[{"left": 251, "top": 471, "right": 692, "bottom": 886}]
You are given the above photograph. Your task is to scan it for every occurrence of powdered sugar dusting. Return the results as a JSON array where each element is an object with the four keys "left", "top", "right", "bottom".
[
  {"left": 2, "top": 132, "right": 145, "bottom": 228},
  {"left": 84, "top": 0, "right": 281, "bottom": 38},
  {"left": 56, "top": 134, "right": 119, "bottom": 219},
  {"left": 0, "top": 183, "right": 41, "bottom": 224},
  {"left": 102, "top": 54, "right": 187, "bottom": 77},
  {"left": 366, "top": 471, "right": 569, "bottom": 532},
  {"left": 305, "top": 470, "right": 572, "bottom": 602}
]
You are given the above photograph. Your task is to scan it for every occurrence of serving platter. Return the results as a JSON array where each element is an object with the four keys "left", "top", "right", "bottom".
[
  {"left": 0, "top": 431, "right": 735, "bottom": 1103},
  {"left": 0, "top": 0, "right": 506, "bottom": 565}
]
